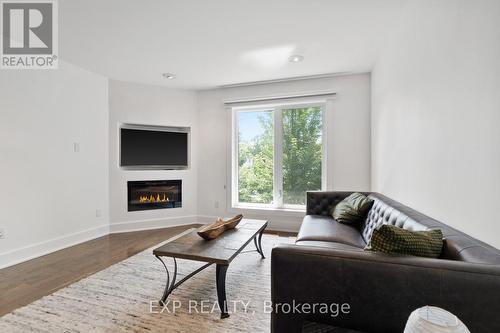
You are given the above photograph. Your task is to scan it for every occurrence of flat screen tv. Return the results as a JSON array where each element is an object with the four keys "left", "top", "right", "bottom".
[{"left": 120, "top": 125, "right": 189, "bottom": 169}]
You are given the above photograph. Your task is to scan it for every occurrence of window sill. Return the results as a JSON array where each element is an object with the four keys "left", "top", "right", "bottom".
[{"left": 230, "top": 204, "right": 306, "bottom": 217}]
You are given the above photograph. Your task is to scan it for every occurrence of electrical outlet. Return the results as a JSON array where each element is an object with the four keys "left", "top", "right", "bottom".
[
  {"left": 73, "top": 142, "right": 80, "bottom": 153},
  {"left": 214, "top": 201, "right": 219, "bottom": 209},
  {"left": 0, "top": 228, "right": 5, "bottom": 239},
  {"left": 96, "top": 209, "right": 102, "bottom": 218}
]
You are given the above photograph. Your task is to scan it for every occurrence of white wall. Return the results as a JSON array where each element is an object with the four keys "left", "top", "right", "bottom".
[
  {"left": 372, "top": 0, "right": 500, "bottom": 247},
  {"left": 197, "top": 74, "right": 371, "bottom": 231},
  {"left": 0, "top": 61, "right": 109, "bottom": 268},
  {"left": 0, "top": 60, "right": 370, "bottom": 268},
  {"left": 108, "top": 80, "right": 199, "bottom": 232}
]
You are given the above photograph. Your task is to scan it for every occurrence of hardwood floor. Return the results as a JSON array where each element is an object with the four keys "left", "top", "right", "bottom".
[{"left": 0, "top": 224, "right": 296, "bottom": 317}]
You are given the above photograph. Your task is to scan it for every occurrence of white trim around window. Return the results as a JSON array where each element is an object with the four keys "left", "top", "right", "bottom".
[{"left": 229, "top": 99, "right": 328, "bottom": 212}]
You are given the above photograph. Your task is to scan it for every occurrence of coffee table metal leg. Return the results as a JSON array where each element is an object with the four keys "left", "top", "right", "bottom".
[
  {"left": 155, "top": 256, "right": 177, "bottom": 305},
  {"left": 254, "top": 228, "right": 265, "bottom": 259},
  {"left": 216, "top": 264, "right": 229, "bottom": 319}
]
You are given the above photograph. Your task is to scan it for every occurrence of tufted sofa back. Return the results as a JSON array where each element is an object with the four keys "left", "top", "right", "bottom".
[
  {"left": 306, "top": 191, "right": 500, "bottom": 264},
  {"left": 361, "top": 194, "right": 428, "bottom": 243},
  {"left": 364, "top": 193, "right": 500, "bottom": 264},
  {"left": 306, "top": 191, "right": 371, "bottom": 216}
]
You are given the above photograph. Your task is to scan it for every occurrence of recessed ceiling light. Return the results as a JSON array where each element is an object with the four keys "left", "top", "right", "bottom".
[
  {"left": 162, "top": 73, "right": 176, "bottom": 79},
  {"left": 288, "top": 55, "right": 304, "bottom": 63}
]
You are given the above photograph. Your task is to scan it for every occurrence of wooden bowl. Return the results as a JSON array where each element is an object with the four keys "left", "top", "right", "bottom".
[
  {"left": 222, "top": 214, "right": 243, "bottom": 229},
  {"left": 197, "top": 215, "right": 244, "bottom": 240}
]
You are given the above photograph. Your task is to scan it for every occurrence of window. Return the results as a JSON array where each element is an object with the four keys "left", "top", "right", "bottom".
[
  {"left": 232, "top": 102, "right": 325, "bottom": 209},
  {"left": 237, "top": 109, "right": 274, "bottom": 204}
]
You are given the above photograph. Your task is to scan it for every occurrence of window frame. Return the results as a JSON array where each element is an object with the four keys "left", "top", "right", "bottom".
[{"left": 231, "top": 101, "right": 327, "bottom": 211}]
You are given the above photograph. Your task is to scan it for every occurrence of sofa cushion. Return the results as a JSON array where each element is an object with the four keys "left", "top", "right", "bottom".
[
  {"left": 296, "top": 240, "right": 365, "bottom": 252},
  {"left": 332, "top": 192, "right": 374, "bottom": 225},
  {"left": 441, "top": 235, "right": 500, "bottom": 264},
  {"left": 365, "top": 224, "right": 444, "bottom": 258},
  {"left": 296, "top": 215, "right": 366, "bottom": 248}
]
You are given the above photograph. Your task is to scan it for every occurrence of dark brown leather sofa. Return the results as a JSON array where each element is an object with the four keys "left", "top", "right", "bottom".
[{"left": 271, "top": 191, "right": 500, "bottom": 333}]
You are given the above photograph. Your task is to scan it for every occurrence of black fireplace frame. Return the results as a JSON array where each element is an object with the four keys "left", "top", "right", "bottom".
[{"left": 127, "top": 180, "right": 182, "bottom": 212}]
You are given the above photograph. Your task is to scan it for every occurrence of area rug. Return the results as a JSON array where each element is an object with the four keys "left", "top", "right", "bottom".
[{"left": 0, "top": 234, "right": 295, "bottom": 333}]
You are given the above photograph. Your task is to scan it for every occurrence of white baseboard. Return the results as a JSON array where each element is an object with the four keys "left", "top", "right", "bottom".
[
  {"left": 196, "top": 215, "right": 218, "bottom": 223},
  {"left": 0, "top": 224, "right": 110, "bottom": 270},
  {"left": 109, "top": 215, "right": 200, "bottom": 233},
  {"left": 266, "top": 220, "right": 301, "bottom": 233},
  {"left": 197, "top": 215, "right": 300, "bottom": 233},
  {"left": 0, "top": 214, "right": 300, "bottom": 270},
  {"left": 111, "top": 215, "right": 300, "bottom": 234}
]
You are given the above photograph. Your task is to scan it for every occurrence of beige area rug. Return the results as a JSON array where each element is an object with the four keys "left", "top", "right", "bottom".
[{"left": 0, "top": 234, "right": 295, "bottom": 333}]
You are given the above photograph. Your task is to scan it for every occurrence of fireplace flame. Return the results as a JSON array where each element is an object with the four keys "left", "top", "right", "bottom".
[{"left": 139, "top": 193, "right": 169, "bottom": 203}]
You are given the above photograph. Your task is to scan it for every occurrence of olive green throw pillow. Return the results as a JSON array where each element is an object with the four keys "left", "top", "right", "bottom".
[
  {"left": 332, "top": 192, "right": 374, "bottom": 225},
  {"left": 365, "top": 224, "right": 444, "bottom": 258}
]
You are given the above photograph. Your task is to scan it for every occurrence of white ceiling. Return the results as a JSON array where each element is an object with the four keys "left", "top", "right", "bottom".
[{"left": 60, "top": 0, "right": 404, "bottom": 89}]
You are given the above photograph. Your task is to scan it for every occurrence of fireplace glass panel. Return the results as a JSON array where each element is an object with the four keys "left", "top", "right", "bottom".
[{"left": 127, "top": 180, "right": 182, "bottom": 211}]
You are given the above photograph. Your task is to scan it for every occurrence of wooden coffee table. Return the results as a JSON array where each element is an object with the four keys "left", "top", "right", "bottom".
[{"left": 152, "top": 219, "right": 268, "bottom": 318}]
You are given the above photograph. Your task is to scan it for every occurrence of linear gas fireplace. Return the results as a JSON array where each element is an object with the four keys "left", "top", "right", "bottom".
[{"left": 128, "top": 180, "right": 182, "bottom": 212}]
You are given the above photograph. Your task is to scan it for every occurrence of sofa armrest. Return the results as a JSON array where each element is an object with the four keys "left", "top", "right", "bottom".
[
  {"left": 271, "top": 244, "right": 500, "bottom": 333},
  {"left": 306, "top": 191, "right": 371, "bottom": 216}
]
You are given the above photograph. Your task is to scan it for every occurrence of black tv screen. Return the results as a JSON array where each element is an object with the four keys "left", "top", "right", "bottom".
[{"left": 120, "top": 128, "right": 188, "bottom": 169}]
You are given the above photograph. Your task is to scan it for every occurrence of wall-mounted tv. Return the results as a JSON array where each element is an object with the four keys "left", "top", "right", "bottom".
[{"left": 120, "top": 125, "right": 190, "bottom": 170}]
